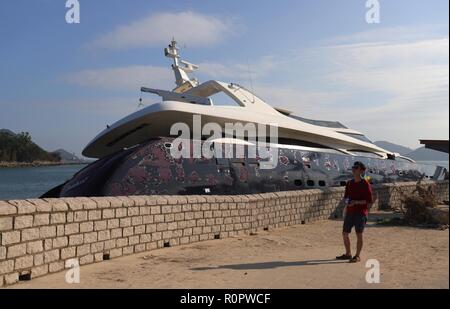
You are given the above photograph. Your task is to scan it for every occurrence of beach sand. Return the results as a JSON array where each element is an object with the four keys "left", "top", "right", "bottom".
[{"left": 9, "top": 211, "right": 449, "bottom": 289}]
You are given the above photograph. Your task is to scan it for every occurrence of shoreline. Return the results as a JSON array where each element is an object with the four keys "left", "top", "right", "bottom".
[{"left": 0, "top": 161, "right": 89, "bottom": 168}]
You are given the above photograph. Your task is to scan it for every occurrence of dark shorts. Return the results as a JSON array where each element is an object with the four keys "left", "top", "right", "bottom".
[{"left": 343, "top": 212, "right": 367, "bottom": 234}]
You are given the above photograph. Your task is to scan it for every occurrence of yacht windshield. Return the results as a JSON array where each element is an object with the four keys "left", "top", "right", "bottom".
[
  {"left": 288, "top": 115, "right": 348, "bottom": 129},
  {"left": 209, "top": 91, "right": 242, "bottom": 107},
  {"left": 340, "top": 133, "right": 374, "bottom": 144}
]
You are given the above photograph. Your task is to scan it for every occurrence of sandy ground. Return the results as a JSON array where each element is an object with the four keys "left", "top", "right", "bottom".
[{"left": 9, "top": 212, "right": 449, "bottom": 289}]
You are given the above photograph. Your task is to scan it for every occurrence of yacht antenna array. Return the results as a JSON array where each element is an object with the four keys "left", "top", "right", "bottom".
[{"left": 165, "top": 38, "right": 199, "bottom": 93}]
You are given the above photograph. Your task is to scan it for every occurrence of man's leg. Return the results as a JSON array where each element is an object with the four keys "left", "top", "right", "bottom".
[
  {"left": 343, "top": 232, "right": 351, "bottom": 256},
  {"left": 337, "top": 214, "right": 353, "bottom": 259},
  {"left": 355, "top": 232, "right": 363, "bottom": 257},
  {"left": 350, "top": 215, "right": 366, "bottom": 262}
]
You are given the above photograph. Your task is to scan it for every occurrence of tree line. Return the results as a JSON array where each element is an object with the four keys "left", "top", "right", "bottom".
[{"left": 0, "top": 131, "right": 60, "bottom": 163}]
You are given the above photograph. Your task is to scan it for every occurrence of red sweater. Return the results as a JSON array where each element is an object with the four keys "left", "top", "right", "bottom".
[{"left": 344, "top": 179, "right": 373, "bottom": 216}]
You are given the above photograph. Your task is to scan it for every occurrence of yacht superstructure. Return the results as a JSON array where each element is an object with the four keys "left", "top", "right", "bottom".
[{"left": 82, "top": 39, "right": 401, "bottom": 161}]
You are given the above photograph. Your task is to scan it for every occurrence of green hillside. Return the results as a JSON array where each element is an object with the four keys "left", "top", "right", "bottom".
[{"left": 0, "top": 130, "right": 60, "bottom": 163}]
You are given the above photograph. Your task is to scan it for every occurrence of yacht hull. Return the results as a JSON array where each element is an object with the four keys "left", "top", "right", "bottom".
[{"left": 42, "top": 137, "right": 448, "bottom": 198}]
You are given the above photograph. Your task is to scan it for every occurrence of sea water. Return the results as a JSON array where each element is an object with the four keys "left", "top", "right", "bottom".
[{"left": 0, "top": 164, "right": 86, "bottom": 200}]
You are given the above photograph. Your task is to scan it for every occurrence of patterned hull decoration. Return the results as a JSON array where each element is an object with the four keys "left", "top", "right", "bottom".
[{"left": 42, "top": 137, "right": 448, "bottom": 198}]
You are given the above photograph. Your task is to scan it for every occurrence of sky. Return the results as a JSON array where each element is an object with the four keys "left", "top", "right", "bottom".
[{"left": 0, "top": 0, "right": 448, "bottom": 157}]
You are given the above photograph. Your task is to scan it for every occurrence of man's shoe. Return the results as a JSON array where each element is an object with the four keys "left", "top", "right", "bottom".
[
  {"left": 349, "top": 255, "right": 361, "bottom": 263},
  {"left": 336, "top": 254, "right": 352, "bottom": 260}
]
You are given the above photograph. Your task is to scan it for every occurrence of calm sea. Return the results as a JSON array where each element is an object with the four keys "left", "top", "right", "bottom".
[
  {"left": 0, "top": 164, "right": 87, "bottom": 201},
  {"left": 0, "top": 161, "right": 448, "bottom": 201}
]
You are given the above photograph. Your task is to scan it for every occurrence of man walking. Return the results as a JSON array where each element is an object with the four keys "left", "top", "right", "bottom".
[{"left": 336, "top": 161, "right": 373, "bottom": 263}]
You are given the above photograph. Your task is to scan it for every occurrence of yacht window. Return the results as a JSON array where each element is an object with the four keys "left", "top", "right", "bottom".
[
  {"left": 209, "top": 91, "right": 242, "bottom": 107},
  {"left": 288, "top": 115, "right": 348, "bottom": 129},
  {"left": 277, "top": 138, "right": 331, "bottom": 149}
]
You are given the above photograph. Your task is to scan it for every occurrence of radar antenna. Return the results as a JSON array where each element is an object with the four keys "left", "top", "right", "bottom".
[{"left": 165, "top": 38, "right": 199, "bottom": 93}]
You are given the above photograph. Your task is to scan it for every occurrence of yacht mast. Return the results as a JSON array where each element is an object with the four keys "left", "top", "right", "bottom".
[{"left": 164, "top": 39, "right": 199, "bottom": 93}]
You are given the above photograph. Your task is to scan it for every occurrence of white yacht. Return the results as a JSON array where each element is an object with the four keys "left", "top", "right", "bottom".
[
  {"left": 83, "top": 39, "right": 407, "bottom": 162},
  {"left": 42, "top": 40, "right": 447, "bottom": 198}
]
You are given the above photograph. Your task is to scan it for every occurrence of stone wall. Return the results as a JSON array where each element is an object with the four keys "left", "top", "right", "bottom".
[{"left": 0, "top": 180, "right": 448, "bottom": 286}]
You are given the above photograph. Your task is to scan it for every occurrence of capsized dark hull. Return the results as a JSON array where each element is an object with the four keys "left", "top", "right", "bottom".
[{"left": 41, "top": 137, "right": 448, "bottom": 198}]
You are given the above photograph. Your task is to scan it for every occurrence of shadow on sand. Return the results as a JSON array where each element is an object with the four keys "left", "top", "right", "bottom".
[{"left": 191, "top": 259, "right": 348, "bottom": 271}]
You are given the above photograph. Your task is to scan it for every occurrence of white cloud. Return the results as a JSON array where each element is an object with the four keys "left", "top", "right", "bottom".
[
  {"left": 294, "top": 34, "right": 449, "bottom": 147},
  {"left": 320, "top": 38, "right": 449, "bottom": 113},
  {"left": 64, "top": 55, "right": 277, "bottom": 92},
  {"left": 329, "top": 38, "right": 448, "bottom": 70},
  {"left": 87, "top": 11, "right": 237, "bottom": 50},
  {"left": 199, "top": 56, "right": 278, "bottom": 80},
  {"left": 65, "top": 65, "right": 174, "bottom": 91},
  {"left": 324, "top": 24, "right": 448, "bottom": 45}
]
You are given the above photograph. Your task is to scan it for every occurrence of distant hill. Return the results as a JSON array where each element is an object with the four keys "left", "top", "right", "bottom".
[
  {"left": 0, "top": 130, "right": 60, "bottom": 163},
  {"left": 375, "top": 140, "right": 449, "bottom": 161},
  {"left": 405, "top": 147, "right": 449, "bottom": 161},
  {"left": 0, "top": 129, "right": 16, "bottom": 136},
  {"left": 374, "top": 141, "right": 413, "bottom": 155},
  {"left": 52, "top": 149, "right": 85, "bottom": 163}
]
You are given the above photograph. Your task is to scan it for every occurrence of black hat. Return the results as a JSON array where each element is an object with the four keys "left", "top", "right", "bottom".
[{"left": 352, "top": 161, "right": 366, "bottom": 171}]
